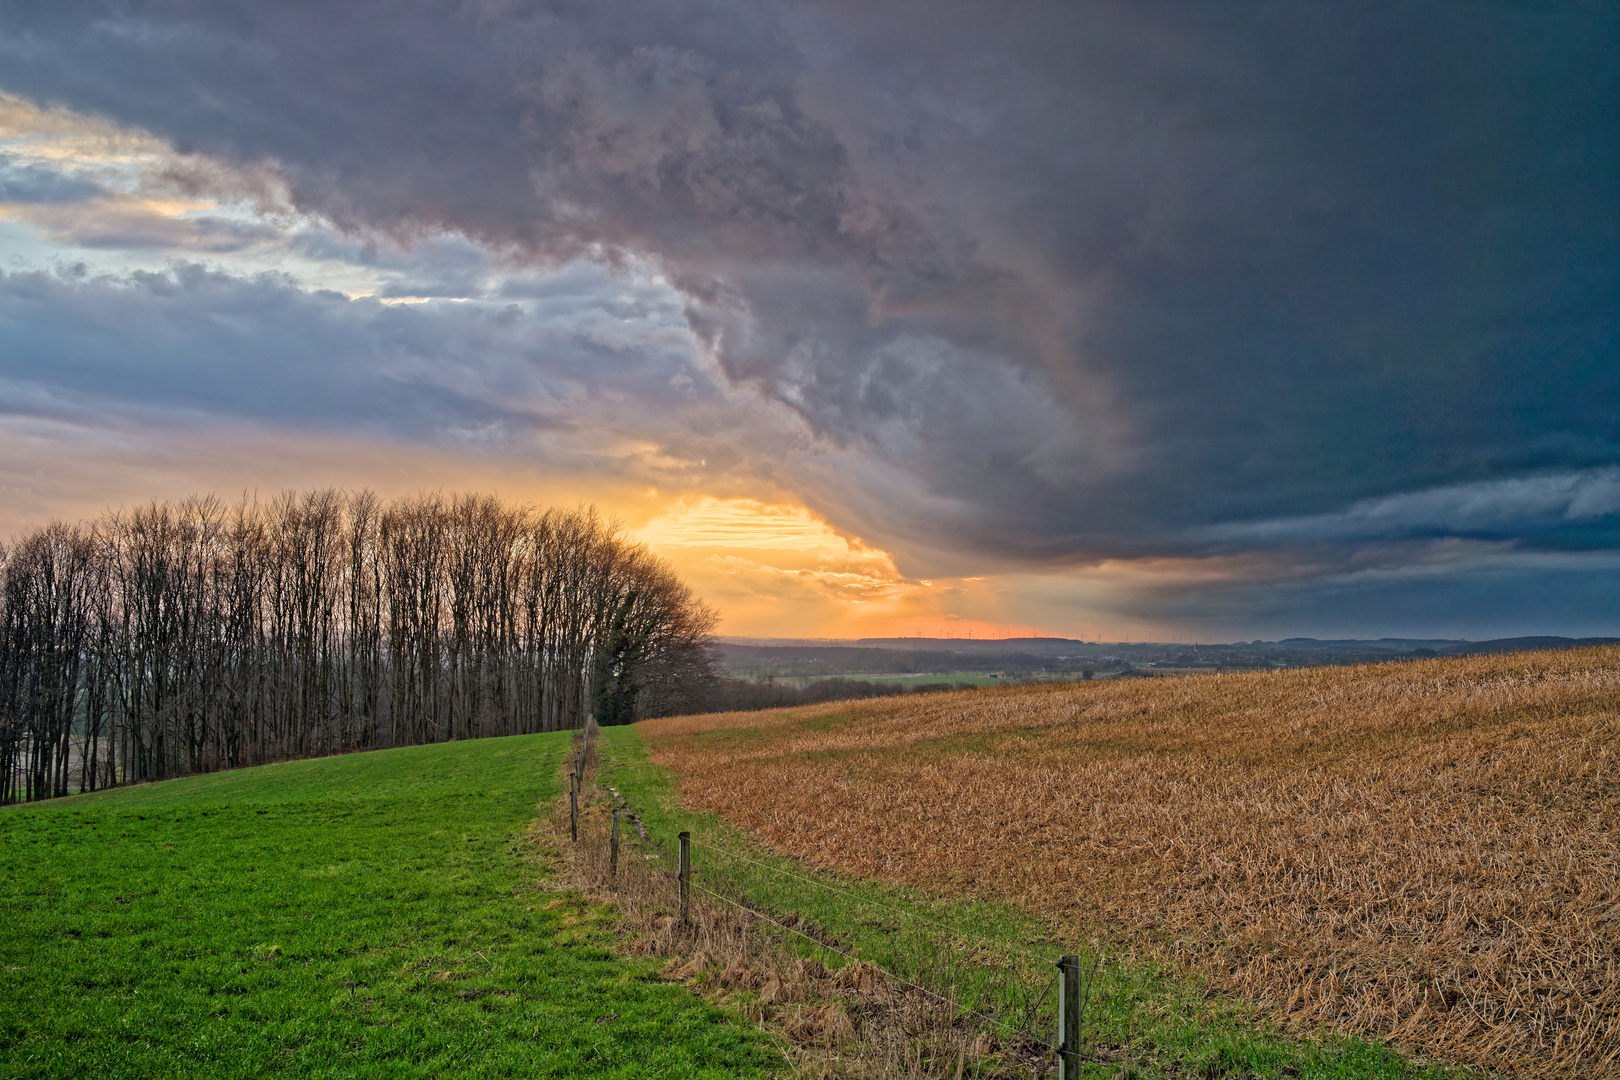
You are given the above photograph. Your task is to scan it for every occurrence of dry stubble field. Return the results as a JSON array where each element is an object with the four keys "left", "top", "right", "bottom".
[{"left": 641, "top": 648, "right": 1620, "bottom": 1078}]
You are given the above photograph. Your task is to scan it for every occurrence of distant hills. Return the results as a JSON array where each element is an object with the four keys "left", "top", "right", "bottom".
[
  {"left": 1427, "top": 636, "right": 1620, "bottom": 656},
  {"left": 721, "top": 635, "right": 1620, "bottom": 658},
  {"left": 714, "top": 635, "right": 1620, "bottom": 683}
]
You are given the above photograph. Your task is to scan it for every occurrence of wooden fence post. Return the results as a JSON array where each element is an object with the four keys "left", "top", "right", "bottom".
[
  {"left": 569, "top": 783, "right": 578, "bottom": 843},
  {"left": 678, "top": 830, "right": 691, "bottom": 923},
  {"left": 610, "top": 808, "right": 620, "bottom": 880},
  {"left": 1057, "top": 954, "right": 1082, "bottom": 1079}
]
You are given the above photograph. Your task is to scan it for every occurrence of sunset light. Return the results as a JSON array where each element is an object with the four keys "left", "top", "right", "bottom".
[
  {"left": 636, "top": 497, "right": 949, "bottom": 636},
  {"left": 2, "top": 9, "right": 1617, "bottom": 646},
  {"left": 4, "top": 8, "right": 1617, "bottom": 1076}
]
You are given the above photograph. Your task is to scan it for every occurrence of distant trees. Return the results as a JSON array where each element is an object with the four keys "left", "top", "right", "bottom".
[
  {"left": 702, "top": 676, "right": 983, "bottom": 713},
  {"left": 0, "top": 490, "right": 716, "bottom": 803}
]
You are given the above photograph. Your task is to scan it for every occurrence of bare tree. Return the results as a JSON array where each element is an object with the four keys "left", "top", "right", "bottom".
[{"left": 0, "top": 489, "right": 719, "bottom": 802}]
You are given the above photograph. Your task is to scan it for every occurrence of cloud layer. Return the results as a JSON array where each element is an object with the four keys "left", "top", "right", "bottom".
[{"left": 2, "top": 2, "right": 1618, "bottom": 634}]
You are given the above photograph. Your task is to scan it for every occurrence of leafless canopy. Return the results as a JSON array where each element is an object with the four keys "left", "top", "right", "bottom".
[{"left": 0, "top": 489, "right": 716, "bottom": 802}]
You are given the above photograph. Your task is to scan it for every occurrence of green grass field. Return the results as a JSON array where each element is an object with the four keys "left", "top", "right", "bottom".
[
  {"left": 601, "top": 724, "right": 1466, "bottom": 1080},
  {"left": 0, "top": 723, "right": 1473, "bottom": 1080},
  {"left": 0, "top": 733, "right": 781, "bottom": 1079}
]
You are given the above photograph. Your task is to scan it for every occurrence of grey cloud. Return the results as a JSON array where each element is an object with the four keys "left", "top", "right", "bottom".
[
  {"left": 286, "top": 229, "right": 500, "bottom": 299},
  {"left": 1208, "top": 470, "right": 1620, "bottom": 550},
  {"left": 1110, "top": 547, "right": 1620, "bottom": 642},
  {"left": 1, "top": 1, "right": 1619, "bottom": 628},
  {"left": 0, "top": 263, "right": 751, "bottom": 481},
  {"left": 47, "top": 211, "right": 281, "bottom": 251},
  {"left": 0, "top": 155, "right": 108, "bottom": 204}
]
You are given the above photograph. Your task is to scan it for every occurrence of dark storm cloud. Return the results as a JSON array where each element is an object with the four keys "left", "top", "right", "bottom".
[
  {"left": 2, "top": 2, "right": 1618, "bottom": 593},
  {"left": 1112, "top": 546, "right": 1620, "bottom": 642},
  {"left": 1206, "top": 470, "right": 1620, "bottom": 551}
]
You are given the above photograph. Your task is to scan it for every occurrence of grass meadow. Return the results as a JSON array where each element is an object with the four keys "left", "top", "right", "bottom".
[
  {"left": 0, "top": 733, "right": 780, "bottom": 1079},
  {"left": 638, "top": 647, "right": 1620, "bottom": 1079}
]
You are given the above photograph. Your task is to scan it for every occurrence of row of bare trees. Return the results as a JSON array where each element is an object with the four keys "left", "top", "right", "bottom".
[{"left": 0, "top": 490, "right": 717, "bottom": 803}]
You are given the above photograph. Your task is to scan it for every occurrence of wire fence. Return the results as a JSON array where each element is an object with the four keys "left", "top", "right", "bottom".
[
  {"left": 565, "top": 721, "right": 1176, "bottom": 1078},
  {"left": 679, "top": 838, "right": 1066, "bottom": 1048}
]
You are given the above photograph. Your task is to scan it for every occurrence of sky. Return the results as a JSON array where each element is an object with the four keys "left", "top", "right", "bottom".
[{"left": 1, "top": 1, "right": 1618, "bottom": 642}]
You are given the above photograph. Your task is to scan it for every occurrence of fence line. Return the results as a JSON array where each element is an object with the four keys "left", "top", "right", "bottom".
[
  {"left": 567, "top": 723, "right": 1179, "bottom": 1077},
  {"left": 688, "top": 877, "right": 1061, "bottom": 1053},
  {"left": 684, "top": 833, "right": 1056, "bottom": 965},
  {"left": 669, "top": 829, "right": 1078, "bottom": 1028},
  {"left": 682, "top": 831, "right": 1077, "bottom": 1055},
  {"left": 570, "top": 745, "right": 1137, "bottom": 1076},
  {"left": 644, "top": 817, "right": 1115, "bottom": 1074}
]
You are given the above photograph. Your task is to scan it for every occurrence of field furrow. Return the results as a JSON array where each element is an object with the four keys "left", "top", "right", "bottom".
[{"left": 642, "top": 647, "right": 1620, "bottom": 1078}]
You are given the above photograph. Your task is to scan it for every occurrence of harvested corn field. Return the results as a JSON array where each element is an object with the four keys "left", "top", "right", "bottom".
[{"left": 641, "top": 647, "right": 1620, "bottom": 1078}]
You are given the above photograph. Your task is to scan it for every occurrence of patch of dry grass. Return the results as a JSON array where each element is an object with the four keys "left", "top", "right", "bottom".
[
  {"left": 561, "top": 754, "right": 1051, "bottom": 1078},
  {"left": 641, "top": 647, "right": 1620, "bottom": 1078}
]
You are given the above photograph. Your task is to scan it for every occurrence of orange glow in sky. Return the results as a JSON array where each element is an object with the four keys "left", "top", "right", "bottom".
[
  {"left": 632, "top": 496, "right": 1062, "bottom": 639},
  {"left": 0, "top": 414, "right": 1129, "bottom": 640},
  {"left": 0, "top": 93, "right": 1190, "bottom": 645}
]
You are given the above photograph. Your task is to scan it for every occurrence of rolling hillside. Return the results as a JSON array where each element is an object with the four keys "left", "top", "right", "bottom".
[
  {"left": 641, "top": 646, "right": 1620, "bottom": 1078},
  {"left": 0, "top": 733, "right": 777, "bottom": 1079}
]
